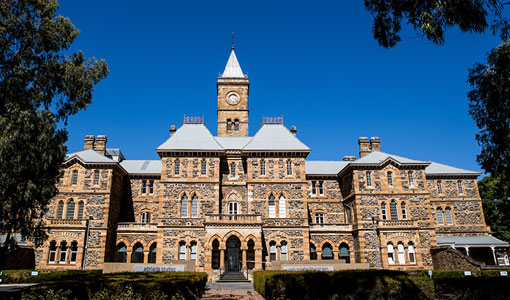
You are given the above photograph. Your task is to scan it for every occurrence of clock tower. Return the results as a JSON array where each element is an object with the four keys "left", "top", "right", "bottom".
[{"left": 217, "top": 48, "right": 249, "bottom": 137}]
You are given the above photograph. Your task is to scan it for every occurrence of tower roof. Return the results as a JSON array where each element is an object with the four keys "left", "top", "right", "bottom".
[{"left": 221, "top": 49, "right": 245, "bottom": 78}]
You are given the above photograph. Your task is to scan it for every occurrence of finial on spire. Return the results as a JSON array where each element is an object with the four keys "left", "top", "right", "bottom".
[{"left": 232, "top": 32, "right": 235, "bottom": 49}]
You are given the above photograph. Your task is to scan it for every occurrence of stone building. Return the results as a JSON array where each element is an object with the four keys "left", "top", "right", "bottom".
[{"left": 33, "top": 48, "right": 509, "bottom": 277}]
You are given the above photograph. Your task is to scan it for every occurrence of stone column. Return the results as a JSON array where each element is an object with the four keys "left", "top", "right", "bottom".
[
  {"left": 255, "top": 248, "right": 263, "bottom": 270},
  {"left": 143, "top": 251, "right": 149, "bottom": 263},
  {"left": 242, "top": 248, "right": 247, "bottom": 269},
  {"left": 491, "top": 247, "right": 498, "bottom": 265},
  {"left": 127, "top": 251, "right": 132, "bottom": 263},
  {"left": 276, "top": 246, "right": 281, "bottom": 261},
  {"left": 220, "top": 248, "right": 225, "bottom": 269},
  {"left": 317, "top": 251, "right": 322, "bottom": 260},
  {"left": 333, "top": 250, "right": 339, "bottom": 261}
]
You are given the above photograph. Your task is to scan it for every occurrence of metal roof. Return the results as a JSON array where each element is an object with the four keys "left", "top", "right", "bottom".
[
  {"left": 354, "top": 151, "right": 429, "bottom": 165},
  {"left": 306, "top": 161, "right": 349, "bottom": 175},
  {"left": 437, "top": 236, "right": 509, "bottom": 247},
  {"left": 156, "top": 124, "right": 224, "bottom": 151},
  {"left": 243, "top": 124, "right": 310, "bottom": 152},
  {"left": 65, "top": 149, "right": 115, "bottom": 163},
  {"left": 426, "top": 161, "right": 481, "bottom": 176},
  {"left": 120, "top": 160, "right": 161, "bottom": 175},
  {"left": 221, "top": 49, "right": 245, "bottom": 78},
  {"left": 215, "top": 136, "right": 252, "bottom": 150}
]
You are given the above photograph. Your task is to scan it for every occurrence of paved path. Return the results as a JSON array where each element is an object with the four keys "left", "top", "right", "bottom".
[{"left": 202, "top": 282, "right": 264, "bottom": 300}]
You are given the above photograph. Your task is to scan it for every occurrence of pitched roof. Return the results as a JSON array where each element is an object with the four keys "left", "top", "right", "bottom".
[
  {"left": 215, "top": 136, "right": 252, "bottom": 150},
  {"left": 156, "top": 124, "right": 224, "bottom": 152},
  {"left": 120, "top": 160, "right": 161, "bottom": 175},
  {"left": 436, "top": 235, "right": 509, "bottom": 247},
  {"left": 353, "top": 151, "right": 428, "bottom": 165},
  {"left": 243, "top": 124, "right": 310, "bottom": 152},
  {"left": 425, "top": 161, "right": 481, "bottom": 176},
  {"left": 221, "top": 49, "right": 245, "bottom": 78},
  {"left": 306, "top": 161, "right": 349, "bottom": 175},
  {"left": 65, "top": 149, "right": 115, "bottom": 163}
]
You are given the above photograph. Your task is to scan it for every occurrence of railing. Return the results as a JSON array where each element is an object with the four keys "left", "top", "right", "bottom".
[
  {"left": 183, "top": 115, "right": 204, "bottom": 124},
  {"left": 205, "top": 214, "right": 262, "bottom": 223},
  {"left": 117, "top": 222, "right": 158, "bottom": 230},
  {"left": 262, "top": 116, "right": 283, "bottom": 124},
  {"left": 378, "top": 219, "right": 416, "bottom": 227},
  {"left": 49, "top": 219, "right": 86, "bottom": 226},
  {"left": 309, "top": 223, "right": 353, "bottom": 231}
]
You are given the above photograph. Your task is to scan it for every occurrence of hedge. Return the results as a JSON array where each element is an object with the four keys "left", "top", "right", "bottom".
[{"left": 254, "top": 269, "right": 510, "bottom": 300}]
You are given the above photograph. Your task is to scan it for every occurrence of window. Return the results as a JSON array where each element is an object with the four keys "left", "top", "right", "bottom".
[
  {"left": 260, "top": 160, "right": 266, "bottom": 176},
  {"left": 387, "top": 243, "right": 395, "bottom": 264},
  {"left": 66, "top": 199, "right": 75, "bottom": 219},
  {"left": 339, "top": 243, "right": 350, "bottom": 263},
  {"left": 201, "top": 160, "right": 207, "bottom": 175},
  {"left": 131, "top": 243, "right": 144, "bottom": 263},
  {"left": 322, "top": 243, "right": 333, "bottom": 260},
  {"left": 59, "top": 241, "right": 67, "bottom": 263},
  {"left": 116, "top": 242, "right": 127, "bottom": 262},
  {"left": 227, "top": 119, "right": 232, "bottom": 131},
  {"left": 70, "top": 241, "right": 78, "bottom": 263},
  {"left": 230, "top": 163, "right": 236, "bottom": 177},
  {"left": 57, "top": 201, "right": 64, "bottom": 219},
  {"left": 408, "top": 242, "right": 416, "bottom": 264},
  {"left": 397, "top": 242, "right": 405, "bottom": 264},
  {"left": 72, "top": 170, "right": 78, "bottom": 185},
  {"left": 381, "top": 202, "right": 387, "bottom": 220},
  {"left": 436, "top": 208, "right": 445, "bottom": 225},
  {"left": 191, "top": 195, "right": 198, "bottom": 217},
  {"left": 345, "top": 205, "right": 353, "bottom": 224},
  {"left": 366, "top": 171, "right": 372, "bottom": 187},
  {"left": 318, "top": 181, "right": 324, "bottom": 195},
  {"left": 180, "top": 195, "right": 188, "bottom": 218},
  {"left": 268, "top": 195, "right": 276, "bottom": 218},
  {"left": 458, "top": 181, "right": 464, "bottom": 194},
  {"left": 142, "top": 180, "right": 147, "bottom": 194},
  {"left": 190, "top": 241, "right": 197, "bottom": 261},
  {"left": 286, "top": 160, "right": 292, "bottom": 176},
  {"left": 48, "top": 241, "right": 57, "bottom": 263},
  {"left": 279, "top": 195, "right": 286, "bottom": 218},
  {"left": 77, "top": 201, "right": 84, "bottom": 219},
  {"left": 408, "top": 171, "right": 414, "bottom": 187},
  {"left": 93, "top": 170, "right": 99, "bottom": 186},
  {"left": 269, "top": 242, "right": 277, "bottom": 261},
  {"left": 280, "top": 241, "right": 288, "bottom": 260},
  {"left": 437, "top": 181, "right": 443, "bottom": 194},
  {"left": 174, "top": 159, "right": 180, "bottom": 175},
  {"left": 228, "top": 201, "right": 238, "bottom": 215},
  {"left": 141, "top": 212, "right": 150, "bottom": 223},
  {"left": 310, "top": 243, "right": 317, "bottom": 260},
  {"left": 387, "top": 171, "right": 393, "bottom": 187},
  {"left": 234, "top": 119, "right": 240, "bottom": 131},
  {"left": 390, "top": 200, "right": 398, "bottom": 220},
  {"left": 401, "top": 202, "right": 407, "bottom": 220},
  {"left": 445, "top": 207, "right": 453, "bottom": 225},
  {"left": 148, "top": 243, "right": 157, "bottom": 264},
  {"left": 315, "top": 213, "right": 324, "bottom": 224},
  {"left": 149, "top": 180, "right": 154, "bottom": 194},
  {"left": 312, "top": 181, "right": 317, "bottom": 195},
  {"left": 178, "top": 242, "right": 186, "bottom": 260}
]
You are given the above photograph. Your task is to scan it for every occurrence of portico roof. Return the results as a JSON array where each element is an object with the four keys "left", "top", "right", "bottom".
[{"left": 436, "top": 236, "right": 509, "bottom": 247}]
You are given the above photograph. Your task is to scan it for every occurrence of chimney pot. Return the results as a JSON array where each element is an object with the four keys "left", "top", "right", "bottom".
[
  {"left": 343, "top": 156, "right": 356, "bottom": 161},
  {"left": 358, "top": 137, "right": 371, "bottom": 158},
  {"left": 290, "top": 126, "right": 297, "bottom": 136},
  {"left": 94, "top": 135, "right": 107, "bottom": 155},
  {"left": 170, "top": 125, "right": 177, "bottom": 136},
  {"left": 83, "top": 135, "right": 95, "bottom": 150},
  {"left": 370, "top": 137, "right": 381, "bottom": 152}
]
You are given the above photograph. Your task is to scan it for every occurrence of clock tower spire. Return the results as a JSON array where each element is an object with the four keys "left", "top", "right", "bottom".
[{"left": 217, "top": 47, "right": 249, "bottom": 136}]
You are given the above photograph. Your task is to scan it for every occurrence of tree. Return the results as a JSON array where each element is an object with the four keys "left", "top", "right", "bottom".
[
  {"left": 478, "top": 176, "right": 510, "bottom": 241},
  {"left": 364, "top": 0, "right": 510, "bottom": 48},
  {"left": 0, "top": 0, "right": 108, "bottom": 268}
]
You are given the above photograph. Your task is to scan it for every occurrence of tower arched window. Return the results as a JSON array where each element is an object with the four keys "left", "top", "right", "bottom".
[
  {"left": 141, "top": 212, "right": 151, "bottom": 223},
  {"left": 228, "top": 201, "right": 238, "bottom": 215},
  {"left": 234, "top": 119, "right": 240, "bottom": 131},
  {"left": 381, "top": 202, "right": 387, "bottom": 220},
  {"left": 180, "top": 195, "right": 188, "bottom": 218},
  {"left": 77, "top": 201, "right": 84, "bottom": 219},
  {"left": 230, "top": 163, "right": 236, "bottom": 177},
  {"left": 227, "top": 119, "right": 232, "bottom": 132},
  {"left": 278, "top": 195, "right": 286, "bottom": 218},
  {"left": 389, "top": 200, "right": 398, "bottom": 220},
  {"left": 387, "top": 243, "right": 395, "bottom": 264},
  {"left": 286, "top": 160, "right": 292, "bottom": 176},
  {"left": 191, "top": 195, "right": 198, "bottom": 218},
  {"left": 400, "top": 202, "right": 407, "bottom": 220},
  {"left": 387, "top": 171, "right": 393, "bottom": 187},
  {"left": 268, "top": 194, "right": 276, "bottom": 218},
  {"left": 131, "top": 243, "right": 144, "bottom": 263},
  {"left": 66, "top": 199, "right": 75, "bottom": 219},
  {"left": 57, "top": 201, "right": 64, "bottom": 219},
  {"left": 148, "top": 243, "right": 157, "bottom": 263}
]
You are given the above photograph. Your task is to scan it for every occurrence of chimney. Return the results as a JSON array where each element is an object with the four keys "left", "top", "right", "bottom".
[
  {"left": 290, "top": 126, "right": 297, "bottom": 136},
  {"left": 358, "top": 137, "right": 371, "bottom": 158},
  {"left": 83, "top": 135, "right": 95, "bottom": 150},
  {"left": 94, "top": 135, "right": 107, "bottom": 155},
  {"left": 370, "top": 137, "right": 381, "bottom": 152},
  {"left": 343, "top": 156, "right": 356, "bottom": 161},
  {"left": 170, "top": 125, "right": 177, "bottom": 136}
]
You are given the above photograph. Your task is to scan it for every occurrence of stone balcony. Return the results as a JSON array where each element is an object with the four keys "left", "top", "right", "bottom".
[
  {"left": 47, "top": 219, "right": 87, "bottom": 227},
  {"left": 378, "top": 219, "right": 417, "bottom": 229},
  {"left": 204, "top": 214, "right": 262, "bottom": 226},
  {"left": 117, "top": 222, "right": 158, "bottom": 232},
  {"left": 309, "top": 223, "right": 353, "bottom": 232}
]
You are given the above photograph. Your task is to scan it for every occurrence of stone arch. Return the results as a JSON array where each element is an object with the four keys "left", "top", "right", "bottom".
[
  {"left": 222, "top": 230, "right": 245, "bottom": 248},
  {"left": 177, "top": 190, "right": 190, "bottom": 199},
  {"left": 318, "top": 239, "right": 336, "bottom": 249},
  {"left": 189, "top": 190, "right": 202, "bottom": 199},
  {"left": 208, "top": 234, "right": 223, "bottom": 249}
]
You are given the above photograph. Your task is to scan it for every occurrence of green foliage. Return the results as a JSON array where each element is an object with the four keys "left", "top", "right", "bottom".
[
  {"left": 364, "top": 0, "right": 510, "bottom": 48},
  {"left": 478, "top": 176, "right": 510, "bottom": 241},
  {"left": 22, "top": 289, "right": 75, "bottom": 300}
]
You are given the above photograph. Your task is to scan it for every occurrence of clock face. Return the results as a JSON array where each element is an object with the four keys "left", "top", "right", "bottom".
[{"left": 227, "top": 93, "right": 240, "bottom": 104}]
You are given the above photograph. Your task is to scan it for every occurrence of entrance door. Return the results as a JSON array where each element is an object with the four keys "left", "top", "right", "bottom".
[{"left": 228, "top": 249, "right": 239, "bottom": 272}]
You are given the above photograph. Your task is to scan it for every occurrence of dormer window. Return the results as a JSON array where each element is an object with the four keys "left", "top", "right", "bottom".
[
  {"left": 174, "top": 159, "right": 180, "bottom": 175},
  {"left": 201, "top": 160, "right": 207, "bottom": 176},
  {"left": 71, "top": 170, "right": 78, "bottom": 186},
  {"left": 93, "top": 170, "right": 99, "bottom": 186},
  {"left": 260, "top": 160, "right": 266, "bottom": 176},
  {"left": 286, "top": 160, "right": 292, "bottom": 176},
  {"left": 457, "top": 180, "right": 464, "bottom": 194},
  {"left": 437, "top": 180, "right": 443, "bottom": 194},
  {"left": 387, "top": 171, "right": 393, "bottom": 187},
  {"left": 366, "top": 171, "right": 372, "bottom": 187},
  {"left": 408, "top": 171, "right": 414, "bottom": 187}
]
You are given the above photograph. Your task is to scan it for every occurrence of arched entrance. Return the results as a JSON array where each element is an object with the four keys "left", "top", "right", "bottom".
[{"left": 226, "top": 235, "right": 241, "bottom": 272}]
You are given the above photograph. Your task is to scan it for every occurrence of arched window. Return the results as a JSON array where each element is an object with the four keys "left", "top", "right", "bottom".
[
  {"left": 77, "top": 201, "right": 84, "bottom": 219},
  {"left": 278, "top": 195, "right": 286, "bottom": 218},
  {"left": 387, "top": 171, "right": 393, "bottom": 187},
  {"left": 345, "top": 205, "right": 353, "bottom": 224},
  {"left": 436, "top": 208, "right": 445, "bottom": 225},
  {"left": 201, "top": 160, "right": 207, "bottom": 176},
  {"left": 381, "top": 202, "right": 387, "bottom": 220},
  {"left": 180, "top": 195, "right": 188, "bottom": 218},
  {"left": 437, "top": 181, "right": 443, "bottom": 194},
  {"left": 191, "top": 195, "right": 198, "bottom": 218},
  {"left": 408, "top": 242, "right": 416, "bottom": 264},
  {"left": 228, "top": 201, "right": 238, "bottom": 215},
  {"left": 148, "top": 243, "right": 157, "bottom": 263},
  {"left": 93, "top": 170, "right": 99, "bottom": 186},
  {"left": 322, "top": 243, "right": 333, "bottom": 260},
  {"left": 174, "top": 159, "right": 180, "bottom": 175},
  {"left": 131, "top": 243, "right": 144, "bottom": 263},
  {"left": 59, "top": 241, "right": 68, "bottom": 263},
  {"left": 390, "top": 200, "right": 398, "bottom": 220},
  {"left": 116, "top": 242, "right": 127, "bottom": 262},
  {"left": 247, "top": 239, "right": 255, "bottom": 269},
  {"left": 269, "top": 241, "right": 277, "bottom": 261},
  {"left": 445, "top": 207, "right": 453, "bottom": 225},
  {"left": 212, "top": 239, "right": 220, "bottom": 269},
  {"left": 234, "top": 119, "right": 240, "bottom": 131},
  {"left": 366, "top": 171, "right": 372, "bottom": 186},
  {"left": 387, "top": 243, "right": 395, "bottom": 264},
  {"left": 48, "top": 241, "right": 57, "bottom": 263},
  {"left": 408, "top": 171, "right": 414, "bottom": 187},
  {"left": 401, "top": 202, "right": 407, "bottom": 220},
  {"left": 57, "top": 201, "right": 64, "bottom": 219},
  {"left": 190, "top": 241, "right": 197, "bottom": 261},
  {"left": 310, "top": 243, "right": 317, "bottom": 260},
  {"left": 457, "top": 180, "right": 464, "bottom": 194},
  {"left": 66, "top": 199, "right": 75, "bottom": 219},
  {"left": 397, "top": 242, "right": 405, "bottom": 264},
  {"left": 227, "top": 119, "right": 232, "bottom": 132},
  {"left": 260, "top": 160, "right": 266, "bottom": 176},
  {"left": 178, "top": 241, "right": 186, "bottom": 260},
  {"left": 141, "top": 212, "right": 150, "bottom": 223},
  {"left": 286, "top": 160, "right": 292, "bottom": 176},
  {"left": 268, "top": 195, "right": 276, "bottom": 218},
  {"left": 230, "top": 163, "right": 236, "bottom": 177},
  {"left": 339, "top": 243, "right": 350, "bottom": 263},
  {"left": 280, "top": 241, "right": 288, "bottom": 261},
  {"left": 71, "top": 170, "right": 78, "bottom": 185},
  {"left": 70, "top": 241, "right": 78, "bottom": 263}
]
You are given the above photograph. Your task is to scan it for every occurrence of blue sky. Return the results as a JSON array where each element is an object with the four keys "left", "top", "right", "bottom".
[{"left": 58, "top": 0, "right": 505, "bottom": 174}]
